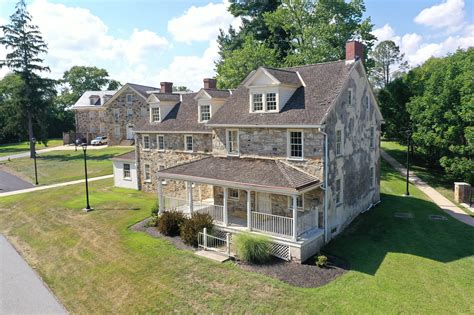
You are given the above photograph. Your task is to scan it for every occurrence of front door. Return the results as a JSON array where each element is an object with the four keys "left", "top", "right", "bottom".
[
  {"left": 127, "top": 125, "right": 134, "bottom": 140},
  {"left": 257, "top": 192, "right": 271, "bottom": 213}
]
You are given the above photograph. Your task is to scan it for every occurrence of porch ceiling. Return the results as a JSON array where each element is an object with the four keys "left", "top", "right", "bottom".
[{"left": 157, "top": 157, "right": 321, "bottom": 194}]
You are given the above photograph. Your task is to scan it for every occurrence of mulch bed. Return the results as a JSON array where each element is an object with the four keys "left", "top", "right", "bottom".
[{"left": 130, "top": 218, "right": 349, "bottom": 288}]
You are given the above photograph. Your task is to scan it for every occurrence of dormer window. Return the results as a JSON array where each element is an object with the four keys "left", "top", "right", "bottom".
[
  {"left": 199, "top": 105, "right": 211, "bottom": 122},
  {"left": 252, "top": 94, "right": 263, "bottom": 111},
  {"left": 151, "top": 107, "right": 160, "bottom": 122},
  {"left": 250, "top": 92, "right": 279, "bottom": 113},
  {"left": 126, "top": 94, "right": 133, "bottom": 104},
  {"left": 266, "top": 93, "right": 277, "bottom": 111}
]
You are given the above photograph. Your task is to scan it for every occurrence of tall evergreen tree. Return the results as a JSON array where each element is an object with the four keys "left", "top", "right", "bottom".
[
  {"left": 0, "top": 0, "right": 52, "bottom": 157},
  {"left": 370, "top": 40, "right": 408, "bottom": 88}
]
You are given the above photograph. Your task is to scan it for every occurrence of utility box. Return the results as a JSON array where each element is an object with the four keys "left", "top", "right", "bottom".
[{"left": 454, "top": 182, "right": 471, "bottom": 204}]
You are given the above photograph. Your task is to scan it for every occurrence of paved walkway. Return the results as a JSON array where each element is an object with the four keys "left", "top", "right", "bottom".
[
  {"left": 0, "top": 235, "right": 67, "bottom": 314},
  {"left": 0, "top": 170, "right": 33, "bottom": 193},
  {"left": 0, "top": 175, "right": 113, "bottom": 197},
  {"left": 381, "top": 150, "right": 474, "bottom": 227},
  {"left": 0, "top": 144, "right": 110, "bottom": 162}
]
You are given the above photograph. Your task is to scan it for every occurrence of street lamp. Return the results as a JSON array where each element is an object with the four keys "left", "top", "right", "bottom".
[
  {"left": 31, "top": 137, "right": 38, "bottom": 185},
  {"left": 82, "top": 142, "right": 93, "bottom": 212},
  {"left": 404, "top": 129, "right": 412, "bottom": 197}
]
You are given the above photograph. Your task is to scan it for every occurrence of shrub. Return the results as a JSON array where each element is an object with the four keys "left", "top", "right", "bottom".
[
  {"left": 144, "top": 215, "right": 158, "bottom": 228},
  {"left": 157, "top": 210, "right": 186, "bottom": 236},
  {"left": 234, "top": 233, "right": 271, "bottom": 264},
  {"left": 151, "top": 203, "right": 159, "bottom": 216},
  {"left": 316, "top": 255, "right": 328, "bottom": 268},
  {"left": 180, "top": 212, "right": 213, "bottom": 247}
]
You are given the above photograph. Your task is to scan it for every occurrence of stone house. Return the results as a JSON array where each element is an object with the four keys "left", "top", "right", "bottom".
[{"left": 113, "top": 41, "right": 382, "bottom": 262}]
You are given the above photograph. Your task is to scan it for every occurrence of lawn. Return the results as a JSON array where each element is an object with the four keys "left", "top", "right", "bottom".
[
  {"left": 0, "top": 162, "right": 472, "bottom": 313},
  {"left": 382, "top": 140, "right": 474, "bottom": 216},
  {"left": 0, "top": 139, "right": 63, "bottom": 157},
  {"left": 0, "top": 147, "right": 133, "bottom": 185}
]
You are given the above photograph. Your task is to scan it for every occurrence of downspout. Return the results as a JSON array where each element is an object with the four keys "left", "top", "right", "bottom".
[
  {"left": 319, "top": 127, "right": 329, "bottom": 244},
  {"left": 134, "top": 132, "right": 141, "bottom": 191}
]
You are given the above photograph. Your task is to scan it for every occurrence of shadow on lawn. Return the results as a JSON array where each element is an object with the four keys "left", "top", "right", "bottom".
[{"left": 37, "top": 152, "right": 117, "bottom": 162}]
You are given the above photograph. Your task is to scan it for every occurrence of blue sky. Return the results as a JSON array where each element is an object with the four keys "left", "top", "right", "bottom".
[{"left": 0, "top": 0, "right": 472, "bottom": 90}]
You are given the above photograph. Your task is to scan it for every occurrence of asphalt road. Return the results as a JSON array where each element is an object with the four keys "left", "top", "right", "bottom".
[
  {"left": 0, "top": 170, "right": 33, "bottom": 193},
  {"left": 0, "top": 235, "right": 67, "bottom": 314}
]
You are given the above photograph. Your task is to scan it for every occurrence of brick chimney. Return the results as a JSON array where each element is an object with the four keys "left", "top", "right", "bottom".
[
  {"left": 203, "top": 78, "right": 217, "bottom": 89},
  {"left": 160, "top": 82, "right": 173, "bottom": 93},
  {"left": 346, "top": 41, "right": 365, "bottom": 63}
]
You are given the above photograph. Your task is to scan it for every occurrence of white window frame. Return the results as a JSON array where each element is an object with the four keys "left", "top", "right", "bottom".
[
  {"left": 144, "top": 163, "right": 151, "bottom": 182},
  {"left": 336, "top": 129, "right": 343, "bottom": 156},
  {"left": 287, "top": 129, "right": 304, "bottom": 160},
  {"left": 184, "top": 135, "right": 193, "bottom": 152},
  {"left": 113, "top": 108, "right": 120, "bottom": 120},
  {"left": 143, "top": 135, "right": 150, "bottom": 150},
  {"left": 226, "top": 129, "right": 239, "bottom": 156},
  {"left": 150, "top": 106, "right": 160, "bottom": 122},
  {"left": 347, "top": 88, "right": 353, "bottom": 106},
  {"left": 265, "top": 92, "right": 277, "bottom": 111},
  {"left": 370, "top": 126, "right": 375, "bottom": 149},
  {"left": 127, "top": 108, "right": 133, "bottom": 118},
  {"left": 199, "top": 104, "right": 211, "bottom": 122},
  {"left": 123, "top": 163, "right": 131, "bottom": 180},
  {"left": 335, "top": 177, "right": 343, "bottom": 206},
  {"left": 157, "top": 135, "right": 165, "bottom": 151},
  {"left": 126, "top": 93, "right": 133, "bottom": 104},
  {"left": 252, "top": 93, "right": 264, "bottom": 112},
  {"left": 288, "top": 194, "right": 305, "bottom": 211},
  {"left": 114, "top": 125, "right": 121, "bottom": 138},
  {"left": 228, "top": 188, "right": 239, "bottom": 200}
]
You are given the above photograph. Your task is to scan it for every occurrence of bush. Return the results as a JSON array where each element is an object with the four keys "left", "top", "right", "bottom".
[
  {"left": 180, "top": 212, "right": 213, "bottom": 247},
  {"left": 144, "top": 215, "right": 158, "bottom": 228},
  {"left": 151, "top": 203, "right": 159, "bottom": 216},
  {"left": 157, "top": 210, "right": 186, "bottom": 236},
  {"left": 316, "top": 255, "right": 328, "bottom": 268},
  {"left": 234, "top": 233, "right": 271, "bottom": 264}
]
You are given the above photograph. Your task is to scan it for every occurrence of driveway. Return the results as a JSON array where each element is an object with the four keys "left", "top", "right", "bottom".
[
  {"left": 0, "top": 170, "right": 33, "bottom": 193},
  {"left": 0, "top": 235, "right": 67, "bottom": 314}
]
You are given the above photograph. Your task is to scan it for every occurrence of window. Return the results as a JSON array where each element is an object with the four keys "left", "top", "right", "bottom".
[
  {"left": 144, "top": 164, "right": 151, "bottom": 182},
  {"left": 114, "top": 125, "right": 121, "bottom": 138},
  {"left": 113, "top": 108, "right": 119, "bottom": 120},
  {"left": 143, "top": 135, "right": 150, "bottom": 150},
  {"left": 266, "top": 93, "right": 277, "bottom": 111},
  {"left": 252, "top": 93, "right": 263, "bottom": 111},
  {"left": 127, "top": 108, "right": 133, "bottom": 118},
  {"left": 159, "top": 165, "right": 167, "bottom": 184},
  {"left": 347, "top": 89, "right": 353, "bottom": 105},
  {"left": 151, "top": 107, "right": 160, "bottom": 122},
  {"left": 335, "top": 178, "right": 342, "bottom": 205},
  {"left": 288, "top": 130, "right": 303, "bottom": 159},
  {"left": 226, "top": 129, "right": 239, "bottom": 155},
  {"left": 370, "top": 126, "right": 375, "bottom": 148},
  {"left": 184, "top": 135, "right": 193, "bottom": 152},
  {"left": 370, "top": 167, "right": 375, "bottom": 188},
  {"left": 288, "top": 194, "right": 304, "bottom": 210},
  {"left": 336, "top": 130, "right": 342, "bottom": 156},
  {"left": 123, "top": 163, "right": 131, "bottom": 179},
  {"left": 126, "top": 94, "right": 133, "bottom": 104},
  {"left": 200, "top": 105, "right": 211, "bottom": 122},
  {"left": 157, "top": 135, "right": 165, "bottom": 151},
  {"left": 365, "top": 95, "right": 370, "bottom": 115},
  {"left": 229, "top": 188, "right": 239, "bottom": 200}
]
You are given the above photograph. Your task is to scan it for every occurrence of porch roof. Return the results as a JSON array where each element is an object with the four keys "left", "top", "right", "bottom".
[{"left": 157, "top": 157, "right": 321, "bottom": 194}]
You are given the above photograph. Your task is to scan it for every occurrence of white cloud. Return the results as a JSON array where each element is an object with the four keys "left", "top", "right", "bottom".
[
  {"left": 414, "top": 0, "right": 465, "bottom": 32},
  {"left": 373, "top": 24, "right": 398, "bottom": 43},
  {"left": 168, "top": 1, "right": 240, "bottom": 44}
]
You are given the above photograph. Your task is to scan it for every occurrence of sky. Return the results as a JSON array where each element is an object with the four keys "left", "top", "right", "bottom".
[{"left": 0, "top": 0, "right": 472, "bottom": 91}]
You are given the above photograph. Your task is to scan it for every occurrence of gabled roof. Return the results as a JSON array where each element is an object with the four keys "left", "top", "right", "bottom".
[
  {"left": 263, "top": 67, "right": 303, "bottom": 86},
  {"left": 71, "top": 90, "right": 117, "bottom": 108},
  {"left": 111, "top": 151, "right": 135, "bottom": 162},
  {"left": 194, "top": 88, "right": 232, "bottom": 100},
  {"left": 127, "top": 83, "right": 160, "bottom": 98},
  {"left": 148, "top": 92, "right": 181, "bottom": 102},
  {"left": 208, "top": 60, "right": 353, "bottom": 126}
]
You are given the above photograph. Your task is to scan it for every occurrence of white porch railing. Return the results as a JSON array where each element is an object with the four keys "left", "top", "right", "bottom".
[
  {"left": 251, "top": 211, "right": 294, "bottom": 238},
  {"left": 163, "top": 196, "right": 189, "bottom": 213},
  {"left": 297, "top": 209, "right": 319, "bottom": 236},
  {"left": 198, "top": 227, "right": 231, "bottom": 257},
  {"left": 195, "top": 202, "right": 224, "bottom": 224}
]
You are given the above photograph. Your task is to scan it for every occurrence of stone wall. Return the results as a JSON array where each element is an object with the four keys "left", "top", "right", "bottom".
[{"left": 74, "top": 108, "right": 107, "bottom": 143}]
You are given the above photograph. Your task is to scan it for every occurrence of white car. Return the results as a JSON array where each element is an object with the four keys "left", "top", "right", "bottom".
[{"left": 91, "top": 136, "right": 108, "bottom": 146}]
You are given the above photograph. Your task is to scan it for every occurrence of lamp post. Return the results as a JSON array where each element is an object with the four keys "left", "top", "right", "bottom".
[
  {"left": 82, "top": 142, "right": 93, "bottom": 212},
  {"left": 31, "top": 137, "right": 38, "bottom": 185},
  {"left": 404, "top": 129, "right": 412, "bottom": 197}
]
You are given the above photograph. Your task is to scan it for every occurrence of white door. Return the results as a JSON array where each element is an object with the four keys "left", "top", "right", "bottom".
[
  {"left": 257, "top": 192, "right": 271, "bottom": 213},
  {"left": 127, "top": 125, "right": 134, "bottom": 140}
]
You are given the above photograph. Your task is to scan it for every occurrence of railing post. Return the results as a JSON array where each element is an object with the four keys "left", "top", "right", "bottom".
[
  {"left": 187, "top": 181, "right": 193, "bottom": 214},
  {"left": 203, "top": 227, "right": 207, "bottom": 250},
  {"left": 226, "top": 233, "right": 231, "bottom": 257},
  {"left": 223, "top": 187, "right": 229, "bottom": 226},
  {"left": 292, "top": 195, "right": 298, "bottom": 241},
  {"left": 247, "top": 190, "right": 252, "bottom": 231},
  {"left": 157, "top": 177, "right": 164, "bottom": 214}
]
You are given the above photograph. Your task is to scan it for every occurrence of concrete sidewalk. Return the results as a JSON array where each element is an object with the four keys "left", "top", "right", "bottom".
[
  {"left": 0, "top": 235, "right": 67, "bottom": 314},
  {"left": 0, "top": 175, "right": 113, "bottom": 197},
  {"left": 381, "top": 150, "right": 474, "bottom": 227},
  {"left": 0, "top": 144, "right": 110, "bottom": 162}
]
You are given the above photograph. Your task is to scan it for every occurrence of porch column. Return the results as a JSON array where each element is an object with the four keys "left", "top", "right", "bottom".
[
  {"left": 247, "top": 190, "right": 252, "bottom": 231},
  {"left": 223, "top": 187, "right": 229, "bottom": 226},
  {"left": 157, "top": 177, "right": 164, "bottom": 214},
  {"left": 187, "top": 181, "right": 193, "bottom": 214},
  {"left": 292, "top": 195, "right": 298, "bottom": 242}
]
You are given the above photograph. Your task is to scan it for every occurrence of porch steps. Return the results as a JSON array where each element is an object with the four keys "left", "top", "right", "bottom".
[{"left": 195, "top": 250, "right": 230, "bottom": 263}]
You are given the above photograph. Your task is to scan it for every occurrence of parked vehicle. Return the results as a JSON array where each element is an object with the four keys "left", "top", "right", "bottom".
[{"left": 91, "top": 136, "right": 108, "bottom": 146}]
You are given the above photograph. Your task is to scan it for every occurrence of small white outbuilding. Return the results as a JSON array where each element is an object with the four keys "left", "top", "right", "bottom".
[{"left": 112, "top": 151, "right": 138, "bottom": 190}]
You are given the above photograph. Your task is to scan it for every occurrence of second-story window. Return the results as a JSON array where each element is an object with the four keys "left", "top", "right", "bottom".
[
  {"left": 127, "top": 108, "right": 133, "bottom": 118},
  {"left": 288, "top": 130, "right": 303, "bottom": 159},
  {"left": 200, "top": 105, "right": 211, "bottom": 122},
  {"left": 336, "top": 130, "right": 342, "bottom": 156},
  {"left": 143, "top": 135, "right": 150, "bottom": 150},
  {"left": 370, "top": 127, "right": 375, "bottom": 148},
  {"left": 253, "top": 93, "right": 263, "bottom": 111},
  {"left": 365, "top": 95, "right": 371, "bottom": 119},
  {"left": 126, "top": 94, "right": 133, "bottom": 104},
  {"left": 113, "top": 108, "right": 119, "bottom": 120},
  {"left": 226, "top": 129, "right": 239, "bottom": 155},
  {"left": 151, "top": 107, "right": 160, "bottom": 122},
  {"left": 347, "top": 89, "right": 353, "bottom": 106},
  {"left": 157, "top": 135, "right": 165, "bottom": 151},
  {"left": 266, "top": 93, "right": 277, "bottom": 111},
  {"left": 185, "top": 135, "right": 193, "bottom": 152}
]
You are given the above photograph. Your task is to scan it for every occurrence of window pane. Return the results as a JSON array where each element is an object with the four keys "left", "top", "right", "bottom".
[
  {"left": 253, "top": 94, "right": 263, "bottom": 111},
  {"left": 336, "top": 130, "right": 342, "bottom": 155},
  {"left": 123, "top": 164, "right": 130, "bottom": 178},
  {"left": 200, "top": 105, "right": 211, "bottom": 121},
  {"left": 185, "top": 136, "right": 193, "bottom": 151},
  {"left": 229, "top": 189, "right": 239, "bottom": 199},
  {"left": 289, "top": 131, "right": 302, "bottom": 158},
  {"left": 266, "top": 93, "right": 277, "bottom": 111},
  {"left": 151, "top": 107, "right": 160, "bottom": 122},
  {"left": 158, "top": 136, "right": 164, "bottom": 150},
  {"left": 144, "top": 165, "right": 151, "bottom": 181},
  {"left": 227, "top": 130, "right": 238, "bottom": 154},
  {"left": 144, "top": 136, "right": 150, "bottom": 149}
]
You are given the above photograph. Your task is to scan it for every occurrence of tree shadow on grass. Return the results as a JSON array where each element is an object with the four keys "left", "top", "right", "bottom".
[
  {"left": 323, "top": 192, "right": 474, "bottom": 275},
  {"left": 37, "top": 152, "right": 117, "bottom": 162}
]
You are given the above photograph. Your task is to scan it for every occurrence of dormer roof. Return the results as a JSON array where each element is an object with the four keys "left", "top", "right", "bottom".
[
  {"left": 71, "top": 90, "right": 117, "bottom": 109},
  {"left": 244, "top": 67, "right": 303, "bottom": 88},
  {"left": 194, "top": 88, "right": 232, "bottom": 100},
  {"left": 147, "top": 92, "right": 181, "bottom": 103}
]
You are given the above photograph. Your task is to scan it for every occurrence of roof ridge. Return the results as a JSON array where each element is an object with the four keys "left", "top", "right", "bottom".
[
  {"left": 262, "top": 66, "right": 297, "bottom": 74},
  {"left": 276, "top": 160, "right": 297, "bottom": 188},
  {"left": 278, "top": 160, "right": 319, "bottom": 180},
  {"left": 283, "top": 59, "right": 345, "bottom": 70},
  {"left": 158, "top": 156, "right": 212, "bottom": 173}
]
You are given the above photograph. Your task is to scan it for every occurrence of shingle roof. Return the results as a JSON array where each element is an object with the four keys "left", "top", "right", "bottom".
[
  {"left": 157, "top": 157, "right": 320, "bottom": 192},
  {"left": 209, "top": 60, "right": 352, "bottom": 126},
  {"left": 128, "top": 83, "right": 160, "bottom": 98},
  {"left": 111, "top": 151, "right": 135, "bottom": 161},
  {"left": 71, "top": 90, "right": 117, "bottom": 108},
  {"left": 204, "top": 89, "right": 232, "bottom": 99},
  {"left": 264, "top": 67, "right": 302, "bottom": 86},
  {"left": 149, "top": 92, "right": 181, "bottom": 102}
]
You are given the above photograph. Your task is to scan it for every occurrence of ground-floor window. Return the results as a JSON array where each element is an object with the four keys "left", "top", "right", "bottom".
[
  {"left": 229, "top": 188, "right": 239, "bottom": 200},
  {"left": 144, "top": 164, "right": 151, "bottom": 182},
  {"left": 335, "top": 177, "right": 342, "bottom": 205},
  {"left": 288, "top": 194, "right": 304, "bottom": 210},
  {"left": 114, "top": 125, "right": 121, "bottom": 138},
  {"left": 123, "top": 163, "right": 131, "bottom": 179}
]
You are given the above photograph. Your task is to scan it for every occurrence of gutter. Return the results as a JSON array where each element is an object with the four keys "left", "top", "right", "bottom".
[{"left": 318, "top": 127, "right": 329, "bottom": 244}]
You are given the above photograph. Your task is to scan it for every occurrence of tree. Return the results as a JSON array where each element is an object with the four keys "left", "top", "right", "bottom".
[
  {"left": 173, "top": 85, "right": 192, "bottom": 92},
  {"left": 370, "top": 40, "right": 408, "bottom": 88},
  {"left": 0, "top": 0, "right": 52, "bottom": 156}
]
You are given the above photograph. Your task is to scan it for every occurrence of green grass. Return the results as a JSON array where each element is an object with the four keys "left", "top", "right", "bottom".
[
  {"left": 0, "top": 147, "right": 133, "bottom": 185},
  {"left": 0, "top": 162, "right": 472, "bottom": 313},
  {"left": 382, "top": 140, "right": 474, "bottom": 216},
  {"left": 0, "top": 139, "right": 63, "bottom": 157}
]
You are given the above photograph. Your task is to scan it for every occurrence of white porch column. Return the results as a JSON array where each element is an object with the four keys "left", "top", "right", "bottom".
[
  {"left": 157, "top": 177, "right": 164, "bottom": 214},
  {"left": 292, "top": 195, "right": 298, "bottom": 242},
  {"left": 223, "top": 187, "right": 229, "bottom": 226},
  {"left": 247, "top": 190, "right": 252, "bottom": 231},
  {"left": 187, "top": 181, "right": 193, "bottom": 214}
]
